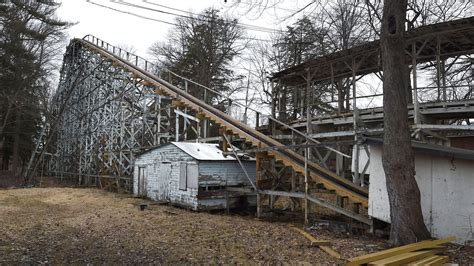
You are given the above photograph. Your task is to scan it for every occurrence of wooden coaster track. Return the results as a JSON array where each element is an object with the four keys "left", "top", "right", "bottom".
[{"left": 71, "top": 35, "right": 369, "bottom": 218}]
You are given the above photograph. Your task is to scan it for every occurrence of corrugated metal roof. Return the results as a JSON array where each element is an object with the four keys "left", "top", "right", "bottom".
[{"left": 171, "top": 142, "right": 237, "bottom": 161}]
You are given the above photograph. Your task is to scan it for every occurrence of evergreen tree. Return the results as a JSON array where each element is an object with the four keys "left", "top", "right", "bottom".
[
  {"left": 0, "top": 0, "right": 69, "bottom": 175},
  {"left": 150, "top": 8, "right": 243, "bottom": 104}
]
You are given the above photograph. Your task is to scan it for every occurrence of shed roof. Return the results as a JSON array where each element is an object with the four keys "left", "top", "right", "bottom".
[
  {"left": 171, "top": 142, "right": 237, "bottom": 161},
  {"left": 365, "top": 137, "right": 474, "bottom": 161},
  {"left": 138, "top": 142, "right": 248, "bottom": 161}
]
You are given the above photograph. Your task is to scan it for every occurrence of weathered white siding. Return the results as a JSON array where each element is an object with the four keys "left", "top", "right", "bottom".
[
  {"left": 197, "top": 161, "right": 256, "bottom": 210},
  {"left": 133, "top": 143, "right": 257, "bottom": 211},
  {"left": 198, "top": 161, "right": 256, "bottom": 187},
  {"left": 133, "top": 144, "right": 196, "bottom": 208},
  {"left": 168, "top": 162, "right": 199, "bottom": 210},
  {"left": 368, "top": 145, "right": 474, "bottom": 244}
]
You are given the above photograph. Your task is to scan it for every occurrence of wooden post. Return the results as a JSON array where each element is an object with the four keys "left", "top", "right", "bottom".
[
  {"left": 291, "top": 171, "right": 296, "bottom": 211},
  {"left": 412, "top": 44, "right": 420, "bottom": 125},
  {"left": 336, "top": 147, "right": 343, "bottom": 176},
  {"left": 255, "top": 112, "right": 260, "bottom": 128},
  {"left": 352, "top": 57, "right": 357, "bottom": 121},
  {"left": 306, "top": 70, "right": 312, "bottom": 136},
  {"left": 291, "top": 133, "right": 296, "bottom": 212},
  {"left": 330, "top": 63, "right": 336, "bottom": 109},
  {"left": 203, "top": 88, "right": 208, "bottom": 139},
  {"left": 352, "top": 58, "right": 360, "bottom": 185},
  {"left": 175, "top": 109, "right": 179, "bottom": 142},
  {"left": 270, "top": 81, "right": 276, "bottom": 135},
  {"left": 304, "top": 147, "right": 309, "bottom": 225},
  {"left": 222, "top": 131, "right": 228, "bottom": 155},
  {"left": 256, "top": 143, "right": 262, "bottom": 218},
  {"left": 157, "top": 96, "right": 162, "bottom": 144},
  {"left": 227, "top": 99, "right": 232, "bottom": 115},
  {"left": 441, "top": 60, "right": 447, "bottom": 102},
  {"left": 306, "top": 70, "right": 313, "bottom": 161},
  {"left": 353, "top": 143, "right": 360, "bottom": 185},
  {"left": 436, "top": 36, "right": 446, "bottom": 102},
  {"left": 225, "top": 169, "right": 229, "bottom": 215}
]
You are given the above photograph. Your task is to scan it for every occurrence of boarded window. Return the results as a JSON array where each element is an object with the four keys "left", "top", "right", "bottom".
[
  {"left": 179, "top": 162, "right": 187, "bottom": 190},
  {"left": 186, "top": 163, "right": 198, "bottom": 189},
  {"left": 138, "top": 167, "right": 147, "bottom": 196}
]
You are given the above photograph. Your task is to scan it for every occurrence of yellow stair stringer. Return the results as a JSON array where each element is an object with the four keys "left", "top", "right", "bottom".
[{"left": 80, "top": 40, "right": 369, "bottom": 209}]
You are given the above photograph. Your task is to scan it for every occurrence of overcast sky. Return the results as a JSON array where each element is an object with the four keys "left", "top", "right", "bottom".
[
  {"left": 56, "top": 0, "right": 299, "bottom": 57},
  {"left": 55, "top": 0, "right": 386, "bottom": 110}
]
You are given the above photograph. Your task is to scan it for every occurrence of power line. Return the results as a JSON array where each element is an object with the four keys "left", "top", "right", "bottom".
[
  {"left": 86, "top": 0, "right": 176, "bottom": 26},
  {"left": 86, "top": 1, "right": 273, "bottom": 43},
  {"left": 141, "top": 0, "right": 286, "bottom": 34},
  {"left": 112, "top": 0, "right": 284, "bottom": 34}
]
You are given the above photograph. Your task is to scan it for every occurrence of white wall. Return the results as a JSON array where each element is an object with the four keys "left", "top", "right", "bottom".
[
  {"left": 133, "top": 145, "right": 256, "bottom": 211},
  {"left": 133, "top": 145, "right": 197, "bottom": 208},
  {"left": 369, "top": 145, "right": 474, "bottom": 244},
  {"left": 168, "top": 161, "right": 199, "bottom": 210}
]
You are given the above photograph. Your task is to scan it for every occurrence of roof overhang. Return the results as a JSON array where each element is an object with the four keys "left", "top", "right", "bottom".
[{"left": 271, "top": 17, "right": 474, "bottom": 87}]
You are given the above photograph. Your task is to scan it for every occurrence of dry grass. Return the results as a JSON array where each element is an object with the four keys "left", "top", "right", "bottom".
[
  {"left": 0, "top": 188, "right": 338, "bottom": 264},
  {"left": 0, "top": 187, "right": 471, "bottom": 264}
]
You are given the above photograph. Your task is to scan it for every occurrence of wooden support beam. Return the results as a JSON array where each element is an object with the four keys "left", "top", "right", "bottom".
[
  {"left": 346, "top": 237, "right": 455, "bottom": 266},
  {"left": 258, "top": 190, "right": 372, "bottom": 225},
  {"left": 307, "top": 195, "right": 371, "bottom": 225},
  {"left": 260, "top": 190, "right": 304, "bottom": 198},
  {"left": 256, "top": 143, "right": 262, "bottom": 218}
]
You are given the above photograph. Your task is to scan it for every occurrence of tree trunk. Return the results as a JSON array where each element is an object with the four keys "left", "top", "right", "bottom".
[
  {"left": 381, "top": 0, "right": 431, "bottom": 246},
  {"left": 337, "top": 79, "right": 344, "bottom": 114},
  {"left": 279, "top": 87, "right": 288, "bottom": 122},
  {"left": 12, "top": 111, "right": 21, "bottom": 177},
  {"left": 405, "top": 65, "right": 413, "bottom": 104}
]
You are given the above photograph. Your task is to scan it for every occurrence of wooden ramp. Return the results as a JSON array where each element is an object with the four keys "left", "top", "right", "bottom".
[
  {"left": 75, "top": 36, "right": 369, "bottom": 220},
  {"left": 347, "top": 237, "right": 454, "bottom": 266}
]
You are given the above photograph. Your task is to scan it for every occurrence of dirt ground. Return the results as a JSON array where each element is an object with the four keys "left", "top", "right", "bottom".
[{"left": 0, "top": 188, "right": 472, "bottom": 264}]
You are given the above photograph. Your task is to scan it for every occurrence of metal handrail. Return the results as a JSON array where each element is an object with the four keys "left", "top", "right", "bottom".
[{"left": 80, "top": 34, "right": 350, "bottom": 159}]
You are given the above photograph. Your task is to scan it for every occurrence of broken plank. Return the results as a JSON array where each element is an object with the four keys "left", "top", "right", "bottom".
[
  {"left": 290, "top": 226, "right": 331, "bottom": 246},
  {"left": 346, "top": 236, "right": 455, "bottom": 266},
  {"left": 368, "top": 251, "right": 436, "bottom": 266}
]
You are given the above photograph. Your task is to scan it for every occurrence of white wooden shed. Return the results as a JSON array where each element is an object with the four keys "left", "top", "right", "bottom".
[
  {"left": 133, "top": 142, "right": 256, "bottom": 211},
  {"left": 367, "top": 138, "right": 474, "bottom": 245}
]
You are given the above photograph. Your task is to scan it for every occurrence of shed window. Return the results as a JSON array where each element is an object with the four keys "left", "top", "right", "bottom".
[
  {"left": 186, "top": 163, "right": 198, "bottom": 189},
  {"left": 179, "top": 162, "right": 187, "bottom": 190}
]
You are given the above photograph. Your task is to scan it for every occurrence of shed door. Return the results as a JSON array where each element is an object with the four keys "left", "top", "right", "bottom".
[
  {"left": 138, "top": 167, "right": 147, "bottom": 197},
  {"left": 157, "top": 162, "right": 171, "bottom": 201}
]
